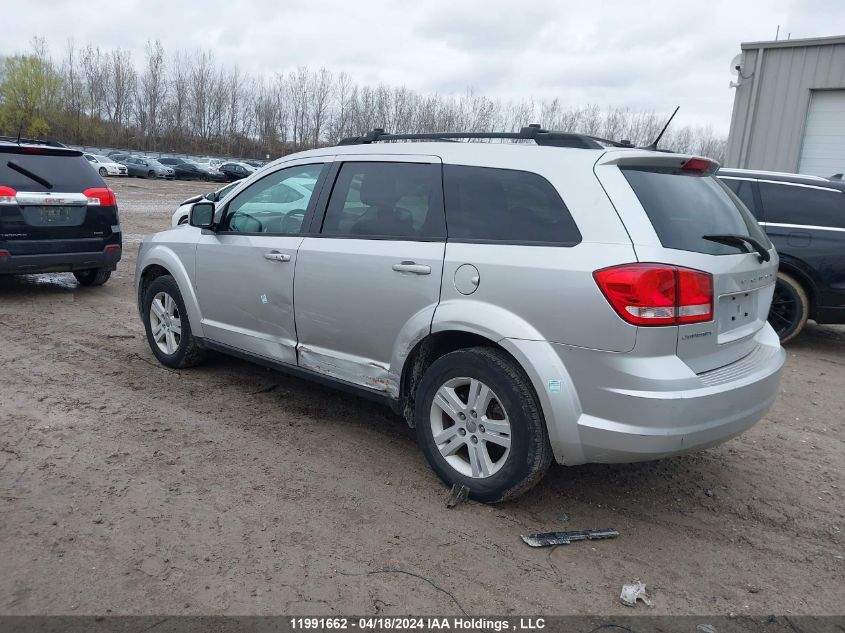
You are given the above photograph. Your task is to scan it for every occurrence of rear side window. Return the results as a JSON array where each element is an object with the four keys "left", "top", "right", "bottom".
[
  {"left": 721, "top": 178, "right": 759, "bottom": 217},
  {"left": 758, "top": 182, "right": 845, "bottom": 228},
  {"left": 321, "top": 162, "right": 445, "bottom": 239},
  {"left": 0, "top": 152, "right": 103, "bottom": 192},
  {"left": 622, "top": 167, "right": 769, "bottom": 255},
  {"left": 443, "top": 165, "right": 581, "bottom": 244}
]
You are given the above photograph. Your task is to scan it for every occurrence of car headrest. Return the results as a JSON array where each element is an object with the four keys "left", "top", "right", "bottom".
[{"left": 359, "top": 171, "right": 400, "bottom": 207}]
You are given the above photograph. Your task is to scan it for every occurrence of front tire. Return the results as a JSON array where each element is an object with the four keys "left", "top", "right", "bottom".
[
  {"left": 142, "top": 275, "right": 205, "bottom": 368},
  {"left": 74, "top": 268, "right": 111, "bottom": 286},
  {"left": 768, "top": 272, "right": 809, "bottom": 343},
  {"left": 147, "top": 170, "right": 155, "bottom": 179},
  {"left": 98, "top": 167, "right": 108, "bottom": 177},
  {"left": 414, "top": 347, "right": 552, "bottom": 503}
]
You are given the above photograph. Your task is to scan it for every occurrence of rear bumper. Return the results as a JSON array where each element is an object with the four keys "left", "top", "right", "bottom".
[
  {"left": 0, "top": 248, "right": 122, "bottom": 274},
  {"left": 573, "top": 341, "right": 784, "bottom": 463},
  {"left": 505, "top": 324, "right": 785, "bottom": 466}
]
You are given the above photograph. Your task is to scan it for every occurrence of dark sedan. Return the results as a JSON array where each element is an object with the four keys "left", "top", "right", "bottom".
[
  {"left": 218, "top": 162, "right": 254, "bottom": 181},
  {"left": 158, "top": 158, "right": 220, "bottom": 181}
]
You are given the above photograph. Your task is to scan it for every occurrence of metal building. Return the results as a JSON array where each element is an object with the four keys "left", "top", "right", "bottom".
[{"left": 725, "top": 35, "right": 845, "bottom": 177}]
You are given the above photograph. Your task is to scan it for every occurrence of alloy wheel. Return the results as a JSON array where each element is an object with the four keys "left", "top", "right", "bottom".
[
  {"left": 768, "top": 279, "right": 800, "bottom": 338},
  {"left": 149, "top": 291, "right": 182, "bottom": 355},
  {"left": 429, "top": 377, "right": 512, "bottom": 478}
]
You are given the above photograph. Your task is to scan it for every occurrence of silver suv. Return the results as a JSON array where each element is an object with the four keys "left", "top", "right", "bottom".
[{"left": 135, "top": 127, "right": 785, "bottom": 502}]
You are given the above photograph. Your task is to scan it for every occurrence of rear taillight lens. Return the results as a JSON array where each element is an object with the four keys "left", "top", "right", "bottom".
[
  {"left": 593, "top": 263, "right": 713, "bottom": 326},
  {"left": 83, "top": 187, "right": 116, "bottom": 206},
  {"left": 104, "top": 245, "right": 121, "bottom": 254},
  {"left": 0, "top": 186, "right": 16, "bottom": 204},
  {"left": 0, "top": 250, "right": 9, "bottom": 258}
]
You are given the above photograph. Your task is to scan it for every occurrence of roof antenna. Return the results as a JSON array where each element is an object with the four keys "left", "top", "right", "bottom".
[{"left": 645, "top": 106, "right": 679, "bottom": 151}]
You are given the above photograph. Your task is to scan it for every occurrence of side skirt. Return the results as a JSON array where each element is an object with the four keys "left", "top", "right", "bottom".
[{"left": 198, "top": 338, "right": 403, "bottom": 414}]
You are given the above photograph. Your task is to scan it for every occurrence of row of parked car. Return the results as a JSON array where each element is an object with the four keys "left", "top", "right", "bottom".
[{"left": 80, "top": 150, "right": 264, "bottom": 183}]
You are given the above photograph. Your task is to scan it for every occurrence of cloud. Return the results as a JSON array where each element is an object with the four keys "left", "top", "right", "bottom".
[{"left": 1, "top": 0, "right": 841, "bottom": 135}]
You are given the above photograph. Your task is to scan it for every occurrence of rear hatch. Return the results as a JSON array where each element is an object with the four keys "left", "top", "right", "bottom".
[
  {"left": 595, "top": 151, "right": 778, "bottom": 373},
  {"left": 0, "top": 145, "right": 118, "bottom": 255}
]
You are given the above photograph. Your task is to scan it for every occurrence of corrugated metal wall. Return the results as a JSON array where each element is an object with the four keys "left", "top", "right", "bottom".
[{"left": 725, "top": 37, "right": 845, "bottom": 173}]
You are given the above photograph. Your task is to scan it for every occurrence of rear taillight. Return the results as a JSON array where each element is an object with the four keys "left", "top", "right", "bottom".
[
  {"left": 0, "top": 186, "right": 16, "bottom": 204},
  {"left": 83, "top": 187, "right": 117, "bottom": 206},
  {"left": 104, "top": 245, "right": 121, "bottom": 254},
  {"left": 0, "top": 250, "right": 9, "bottom": 258},
  {"left": 593, "top": 263, "right": 713, "bottom": 326}
]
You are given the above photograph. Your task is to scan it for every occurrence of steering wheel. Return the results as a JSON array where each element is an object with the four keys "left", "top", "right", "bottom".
[
  {"left": 230, "top": 212, "right": 264, "bottom": 233},
  {"left": 281, "top": 210, "right": 306, "bottom": 234}
]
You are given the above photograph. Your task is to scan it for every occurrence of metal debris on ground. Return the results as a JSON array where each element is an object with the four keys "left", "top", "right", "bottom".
[
  {"left": 620, "top": 580, "right": 653, "bottom": 607},
  {"left": 445, "top": 484, "right": 470, "bottom": 508},
  {"left": 520, "top": 527, "right": 619, "bottom": 547}
]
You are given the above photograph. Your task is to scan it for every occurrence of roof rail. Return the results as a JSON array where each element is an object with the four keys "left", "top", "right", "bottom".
[
  {"left": 0, "top": 136, "right": 67, "bottom": 148},
  {"left": 337, "top": 124, "right": 635, "bottom": 150}
]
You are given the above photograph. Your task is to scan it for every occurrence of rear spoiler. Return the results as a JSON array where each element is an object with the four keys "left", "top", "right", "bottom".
[{"left": 595, "top": 149, "right": 720, "bottom": 175}]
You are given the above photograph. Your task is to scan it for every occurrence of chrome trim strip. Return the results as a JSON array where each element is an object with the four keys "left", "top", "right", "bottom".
[
  {"left": 760, "top": 221, "right": 845, "bottom": 233},
  {"left": 756, "top": 179, "right": 842, "bottom": 193},
  {"left": 13, "top": 191, "right": 89, "bottom": 206}
]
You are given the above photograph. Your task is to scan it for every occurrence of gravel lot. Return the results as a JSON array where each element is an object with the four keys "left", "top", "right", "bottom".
[{"left": 1, "top": 178, "right": 843, "bottom": 616}]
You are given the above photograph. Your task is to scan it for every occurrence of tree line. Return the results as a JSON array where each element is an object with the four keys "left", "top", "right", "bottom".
[{"left": 0, "top": 38, "right": 727, "bottom": 161}]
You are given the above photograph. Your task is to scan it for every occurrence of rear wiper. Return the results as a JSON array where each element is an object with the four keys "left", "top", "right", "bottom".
[
  {"left": 702, "top": 234, "right": 771, "bottom": 263},
  {"left": 7, "top": 160, "right": 52, "bottom": 189}
]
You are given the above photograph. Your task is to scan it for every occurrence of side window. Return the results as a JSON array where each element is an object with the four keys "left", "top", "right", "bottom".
[
  {"left": 443, "top": 165, "right": 582, "bottom": 244},
  {"left": 222, "top": 163, "right": 323, "bottom": 234},
  {"left": 722, "top": 179, "right": 759, "bottom": 218},
  {"left": 759, "top": 182, "right": 845, "bottom": 228},
  {"left": 321, "top": 162, "right": 445, "bottom": 239}
]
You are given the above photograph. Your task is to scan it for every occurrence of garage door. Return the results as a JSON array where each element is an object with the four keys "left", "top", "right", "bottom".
[{"left": 798, "top": 89, "right": 845, "bottom": 177}]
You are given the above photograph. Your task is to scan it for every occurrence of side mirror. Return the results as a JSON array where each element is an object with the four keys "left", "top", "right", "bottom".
[{"left": 189, "top": 202, "right": 215, "bottom": 229}]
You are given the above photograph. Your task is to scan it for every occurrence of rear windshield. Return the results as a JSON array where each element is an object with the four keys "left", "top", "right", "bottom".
[
  {"left": 621, "top": 166, "right": 770, "bottom": 256},
  {"left": 0, "top": 152, "right": 103, "bottom": 192}
]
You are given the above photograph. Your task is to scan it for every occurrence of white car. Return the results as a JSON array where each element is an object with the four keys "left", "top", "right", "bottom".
[
  {"left": 85, "top": 153, "right": 128, "bottom": 177},
  {"left": 171, "top": 182, "right": 239, "bottom": 226}
]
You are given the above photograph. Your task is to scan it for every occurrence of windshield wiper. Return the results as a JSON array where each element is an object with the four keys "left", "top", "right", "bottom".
[
  {"left": 702, "top": 234, "right": 771, "bottom": 263},
  {"left": 7, "top": 160, "right": 52, "bottom": 189}
]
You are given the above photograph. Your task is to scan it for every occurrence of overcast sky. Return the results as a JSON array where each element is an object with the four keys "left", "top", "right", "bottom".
[{"left": 3, "top": 0, "right": 843, "bottom": 134}]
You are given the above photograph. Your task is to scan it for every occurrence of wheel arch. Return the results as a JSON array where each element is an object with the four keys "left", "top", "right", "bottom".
[
  {"left": 398, "top": 328, "right": 581, "bottom": 465},
  {"left": 137, "top": 247, "right": 204, "bottom": 337},
  {"left": 777, "top": 256, "right": 818, "bottom": 317}
]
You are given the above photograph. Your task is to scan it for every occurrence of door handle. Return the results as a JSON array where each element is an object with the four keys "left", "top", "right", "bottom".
[
  {"left": 392, "top": 261, "right": 431, "bottom": 275},
  {"left": 264, "top": 252, "right": 291, "bottom": 262}
]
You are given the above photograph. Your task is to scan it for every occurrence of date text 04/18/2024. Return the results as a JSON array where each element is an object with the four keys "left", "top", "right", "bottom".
[{"left": 289, "top": 617, "right": 546, "bottom": 631}]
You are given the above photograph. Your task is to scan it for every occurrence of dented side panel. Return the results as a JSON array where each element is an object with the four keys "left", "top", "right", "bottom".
[{"left": 293, "top": 237, "right": 445, "bottom": 397}]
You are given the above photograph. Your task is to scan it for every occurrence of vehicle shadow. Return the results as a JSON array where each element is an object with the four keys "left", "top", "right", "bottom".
[
  {"left": 0, "top": 273, "right": 82, "bottom": 295},
  {"left": 196, "top": 351, "right": 734, "bottom": 516},
  {"left": 786, "top": 321, "right": 845, "bottom": 351}
]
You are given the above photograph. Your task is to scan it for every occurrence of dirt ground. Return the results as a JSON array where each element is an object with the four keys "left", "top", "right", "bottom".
[{"left": 1, "top": 177, "right": 843, "bottom": 616}]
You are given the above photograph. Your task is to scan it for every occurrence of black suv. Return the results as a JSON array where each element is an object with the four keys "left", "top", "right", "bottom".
[
  {"left": 0, "top": 139, "right": 122, "bottom": 286},
  {"left": 718, "top": 168, "right": 845, "bottom": 342}
]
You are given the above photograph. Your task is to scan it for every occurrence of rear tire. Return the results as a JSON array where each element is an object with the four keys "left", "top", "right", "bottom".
[
  {"left": 74, "top": 268, "right": 111, "bottom": 287},
  {"left": 142, "top": 275, "right": 205, "bottom": 368},
  {"left": 414, "top": 347, "right": 552, "bottom": 503},
  {"left": 769, "top": 271, "right": 809, "bottom": 343}
]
